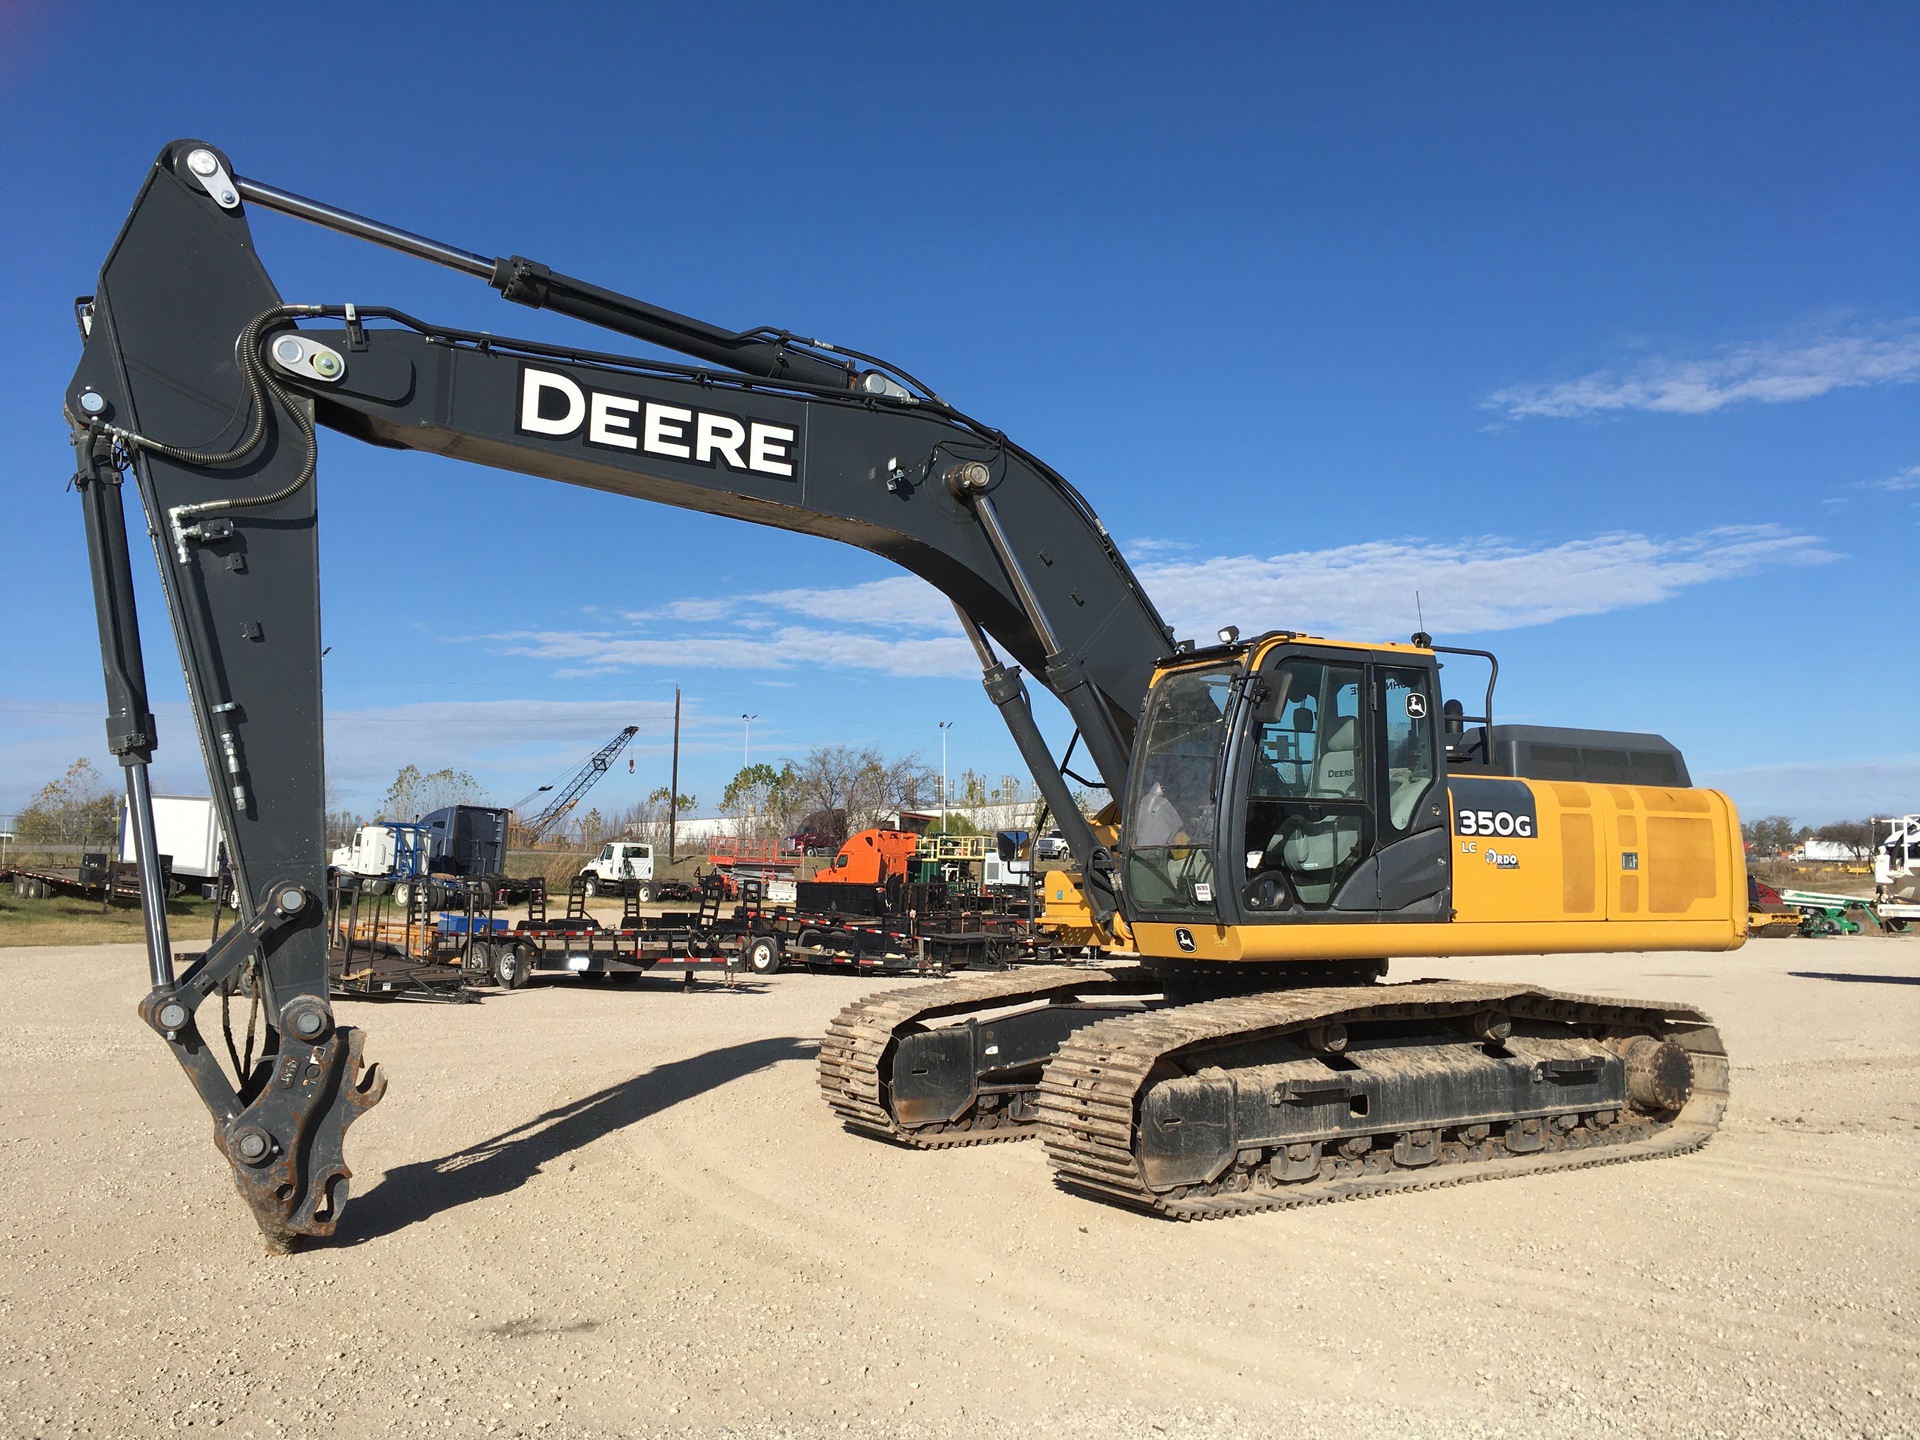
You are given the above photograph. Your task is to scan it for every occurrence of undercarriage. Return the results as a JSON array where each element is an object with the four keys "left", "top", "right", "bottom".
[{"left": 819, "top": 967, "right": 1726, "bottom": 1216}]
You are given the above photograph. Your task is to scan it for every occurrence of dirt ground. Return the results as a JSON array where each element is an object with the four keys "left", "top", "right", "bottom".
[{"left": 1, "top": 938, "right": 1915, "bottom": 1440}]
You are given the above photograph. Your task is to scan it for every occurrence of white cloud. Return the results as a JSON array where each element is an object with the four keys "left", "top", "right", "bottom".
[
  {"left": 1135, "top": 525, "right": 1834, "bottom": 640},
  {"left": 321, "top": 697, "right": 677, "bottom": 791},
  {"left": 471, "top": 523, "right": 1831, "bottom": 684},
  {"left": 491, "top": 625, "right": 975, "bottom": 680},
  {"left": 625, "top": 576, "right": 959, "bottom": 633},
  {"left": 1485, "top": 323, "right": 1920, "bottom": 420},
  {"left": 1853, "top": 464, "right": 1920, "bottom": 494}
]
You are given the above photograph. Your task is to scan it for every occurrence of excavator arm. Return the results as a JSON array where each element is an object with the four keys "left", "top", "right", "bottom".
[{"left": 63, "top": 140, "right": 1175, "bottom": 1247}]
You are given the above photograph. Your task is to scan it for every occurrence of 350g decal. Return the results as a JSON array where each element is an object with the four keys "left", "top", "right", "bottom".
[
  {"left": 516, "top": 365, "right": 799, "bottom": 478},
  {"left": 1457, "top": 808, "right": 1534, "bottom": 838},
  {"left": 1447, "top": 778, "right": 1540, "bottom": 841}
]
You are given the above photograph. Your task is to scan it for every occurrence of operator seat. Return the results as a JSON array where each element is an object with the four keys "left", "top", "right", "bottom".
[{"left": 1272, "top": 715, "right": 1365, "bottom": 905}]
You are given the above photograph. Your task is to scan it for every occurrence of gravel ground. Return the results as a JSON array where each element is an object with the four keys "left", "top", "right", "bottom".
[{"left": 1, "top": 937, "right": 1915, "bottom": 1439}]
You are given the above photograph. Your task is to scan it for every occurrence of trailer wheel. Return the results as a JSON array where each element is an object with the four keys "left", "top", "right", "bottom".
[
  {"left": 494, "top": 943, "right": 530, "bottom": 989},
  {"left": 743, "top": 936, "right": 781, "bottom": 976}
]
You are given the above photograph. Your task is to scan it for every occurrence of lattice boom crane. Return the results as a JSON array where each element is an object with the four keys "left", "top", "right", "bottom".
[{"left": 515, "top": 725, "right": 640, "bottom": 842}]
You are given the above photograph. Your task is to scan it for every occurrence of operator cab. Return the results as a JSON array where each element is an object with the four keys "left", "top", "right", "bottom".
[{"left": 1122, "top": 634, "right": 1449, "bottom": 928}]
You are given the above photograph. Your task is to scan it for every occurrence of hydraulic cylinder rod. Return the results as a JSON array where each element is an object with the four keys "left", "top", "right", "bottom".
[
  {"left": 74, "top": 427, "right": 173, "bottom": 985},
  {"left": 953, "top": 603, "right": 1115, "bottom": 922},
  {"left": 234, "top": 174, "right": 853, "bottom": 388}
]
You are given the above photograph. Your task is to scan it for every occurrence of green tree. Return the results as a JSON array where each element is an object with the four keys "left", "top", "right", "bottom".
[
  {"left": 14, "top": 758, "right": 119, "bottom": 844},
  {"left": 1741, "top": 815, "right": 1798, "bottom": 856}
]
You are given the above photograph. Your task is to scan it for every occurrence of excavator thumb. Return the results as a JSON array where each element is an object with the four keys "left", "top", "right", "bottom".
[
  {"left": 131, "top": 886, "right": 387, "bottom": 1252},
  {"left": 220, "top": 1027, "right": 386, "bottom": 1251}
]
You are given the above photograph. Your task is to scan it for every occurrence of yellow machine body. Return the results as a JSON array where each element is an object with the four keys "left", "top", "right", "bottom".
[
  {"left": 1134, "top": 777, "right": 1747, "bottom": 962},
  {"left": 1120, "top": 633, "right": 1748, "bottom": 967}
]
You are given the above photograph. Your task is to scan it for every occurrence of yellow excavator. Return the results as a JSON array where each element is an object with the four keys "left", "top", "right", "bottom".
[{"left": 67, "top": 140, "right": 1737, "bottom": 1246}]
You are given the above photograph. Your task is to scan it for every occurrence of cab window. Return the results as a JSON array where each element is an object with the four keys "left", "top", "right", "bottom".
[
  {"left": 1379, "top": 667, "right": 1436, "bottom": 834},
  {"left": 1123, "top": 664, "right": 1235, "bottom": 913},
  {"left": 1244, "top": 660, "right": 1368, "bottom": 908}
]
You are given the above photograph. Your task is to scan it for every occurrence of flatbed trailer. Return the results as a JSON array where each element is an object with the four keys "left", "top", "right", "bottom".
[
  {"left": 328, "top": 872, "right": 755, "bottom": 992},
  {"left": 6, "top": 855, "right": 156, "bottom": 904}
]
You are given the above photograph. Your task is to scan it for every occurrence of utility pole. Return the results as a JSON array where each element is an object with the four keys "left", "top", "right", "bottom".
[
  {"left": 938, "top": 720, "right": 953, "bottom": 833},
  {"left": 741, "top": 713, "right": 758, "bottom": 770},
  {"left": 669, "top": 685, "right": 681, "bottom": 864}
]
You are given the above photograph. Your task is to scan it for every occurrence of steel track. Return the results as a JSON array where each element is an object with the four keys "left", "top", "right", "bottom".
[
  {"left": 817, "top": 965, "right": 1134, "bottom": 1146},
  {"left": 1035, "top": 981, "right": 1728, "bottom": 1218}
]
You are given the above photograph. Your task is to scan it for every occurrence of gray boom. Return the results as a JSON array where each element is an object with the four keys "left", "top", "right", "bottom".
[{"left": 62, "top": 140, "right": 1176, "bottom": 1248}]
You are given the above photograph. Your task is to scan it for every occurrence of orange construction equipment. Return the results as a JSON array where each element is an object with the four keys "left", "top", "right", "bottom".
[{"left": 815, "top": 829, "right": 919, "bottom": 886}]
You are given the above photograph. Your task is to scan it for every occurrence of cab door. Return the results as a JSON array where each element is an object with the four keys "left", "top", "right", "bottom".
[
  {"left": 1231, "top": 650, "right": 1448, "bottom": 923},
  {"left": 1355, "top": 663, "right": 1449, "bottom": 915}
]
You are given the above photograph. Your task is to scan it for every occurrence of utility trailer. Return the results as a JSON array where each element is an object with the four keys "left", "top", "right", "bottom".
[
  {"left": 326, "top": 873, "right": 479, "bottom": 1000},
  {"left": 514, "top": 873, "right": 773, "bottom": 981}
]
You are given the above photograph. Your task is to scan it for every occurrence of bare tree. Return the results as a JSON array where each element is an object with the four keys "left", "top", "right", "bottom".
[
  {"left": 323, "top": 778, "right": 364, "bottom": 850},
  {"left": 1814, "top": 819, "right": 1875, "bottom": 860},
  {"left": 382, "top": 765, "right": 487, "bottom": 820},
  {"left": 14, "top": 758, "right": 118, "bottom": 844},
  {"left": 784, "top": 745, "right": 937, "bottom": 842}
]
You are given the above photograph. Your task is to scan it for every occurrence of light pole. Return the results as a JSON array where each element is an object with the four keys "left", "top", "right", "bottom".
[
  {"left": 741, "top": 713, "right": 758, "bottom": 769},
  {"left": 938, "top": 720, "right": 953, "bottom": 832}
]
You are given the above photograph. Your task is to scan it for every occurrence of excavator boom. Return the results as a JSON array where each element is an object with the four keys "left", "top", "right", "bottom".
[{"left": 66, "top": 140, "right": 1173, "bottom": 1245}]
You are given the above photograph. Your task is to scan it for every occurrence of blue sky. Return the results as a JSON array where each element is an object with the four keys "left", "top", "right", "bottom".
[{"left": 3, "top": 4, "right": 1916, "bottom": 827}]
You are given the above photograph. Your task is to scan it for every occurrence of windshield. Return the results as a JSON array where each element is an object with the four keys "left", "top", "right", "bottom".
[{"left": 1124, "top": 664, "right": 1234, "bottom": 914}]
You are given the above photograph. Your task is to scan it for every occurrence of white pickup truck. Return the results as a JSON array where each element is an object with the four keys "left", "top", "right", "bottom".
[{"left": 579, "top": 841, "right": 657, "bottom": 900}]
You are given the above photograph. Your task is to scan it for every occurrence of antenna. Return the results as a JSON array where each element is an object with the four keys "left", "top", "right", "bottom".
[{"left": 1416, "top": 590, "right": 1425, "bottom": 633}]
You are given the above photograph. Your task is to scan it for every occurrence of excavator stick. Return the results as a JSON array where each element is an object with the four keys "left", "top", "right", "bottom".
[{"left": 68, "top": 147, "right": 386, "bottom": 1249}]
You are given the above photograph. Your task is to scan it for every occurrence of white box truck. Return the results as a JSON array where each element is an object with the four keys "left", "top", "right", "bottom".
[{"left": 119, "top": 795, "right": 224, "bottom": 890}]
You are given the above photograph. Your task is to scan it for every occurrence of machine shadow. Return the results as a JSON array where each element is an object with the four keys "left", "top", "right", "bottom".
[
  {"left": 1789, "top": 971, "right": 1920, "bottom": 986},
  {"left": 333, "top": 1035, "right": 816, "bottom": 1244}
]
